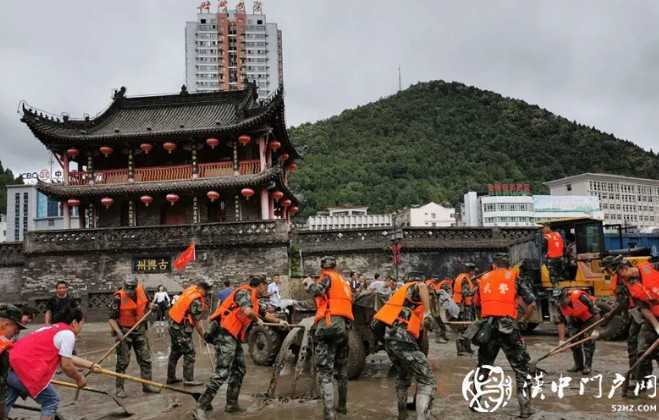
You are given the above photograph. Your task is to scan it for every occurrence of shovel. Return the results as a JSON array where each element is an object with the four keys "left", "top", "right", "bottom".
[
  {"left": 52, "top": 380, "right": 132, "bottom": 416},
  {"left": 622, "top": 337, "right": 659, "bottom": 397},
  {"left": 77, "top": 361, "right": 202, "bottom": 401}
]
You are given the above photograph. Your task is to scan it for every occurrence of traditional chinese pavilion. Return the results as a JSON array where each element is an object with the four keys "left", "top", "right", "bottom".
[{"left": 21, "top": 84, "right": 300, "bottom": 228}]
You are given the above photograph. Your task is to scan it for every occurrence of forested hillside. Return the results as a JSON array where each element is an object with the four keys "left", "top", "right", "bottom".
[
  {"left": 0, "top": 161, "right": 22, "bottom": 215},
  {"left": 289, "top": 80, "right": 659, "bottom": 216}
]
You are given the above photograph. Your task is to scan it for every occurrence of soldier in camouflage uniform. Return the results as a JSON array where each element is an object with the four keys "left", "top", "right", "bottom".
[
  {"left": 426, "top": 275, "right": 451, "bottom": 343},
  {"left": 375, "top": 273, "right": 435, "bottom": 420},
  {"left": 470, "top": 253, "right": 536, "bottom": 418},
  {"left": 0, "top": 304, "right": 25, "bottom": 420},
  {"left": 193, "top": 277, "right": 286, "bottom": 420},
  {"left": 304, "top": 256, "right": 354, "bottom": 420},
  {"left": 108, "top": 277, "right": 160, "bottom": 398},
  {"left": 167, "top": 281, "right": 210, "bottom": 386}
]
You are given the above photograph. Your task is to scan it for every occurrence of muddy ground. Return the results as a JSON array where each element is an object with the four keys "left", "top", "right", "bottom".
[{"left": 9, "top": 322, "right": 657, "bottom": 420}]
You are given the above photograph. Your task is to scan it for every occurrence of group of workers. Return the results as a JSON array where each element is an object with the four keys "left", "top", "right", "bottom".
[{"left": 2, "top": 226, "right": 659, "bottom": 420}]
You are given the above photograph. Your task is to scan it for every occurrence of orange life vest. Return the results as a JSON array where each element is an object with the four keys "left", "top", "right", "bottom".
[
  {"left": 479, "top": 268, "right": 518, "bottom": 318},
  {"left": 209, "top": 284, "right": 259, "bottom": 342},
  {"left": 544, "top": 231, "right": 564, "bottom": 258},
  {"left": 560, "top": 290, "right": 596, "bottom": 322},
  {"left": 0, "top": 336, "right": 13, "bottom": 355},
  {"left": 426, "top": 279, "right": 451, "bottom": 293},
  {"left": 638, "top": 261, "right": 659, "bottom": 316},
  {"left": 453, "top": 273, "right": 474, "bottom": 305},
  {"left": 115, "top": 285, "right": 148, "bottom": 328},
  {"left": 314, "top": 269, "right": 354, "bottom": 326},
  {"left": 374, "top": 282, "right": 425, "bottom": 338},
  {"left": 169, "top": 286, "right": 207, "bottom": 325}
]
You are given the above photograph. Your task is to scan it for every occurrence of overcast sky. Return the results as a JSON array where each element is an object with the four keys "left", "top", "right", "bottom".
[{"left": 1, "top": 0, "right": 658, "bottom": 176}]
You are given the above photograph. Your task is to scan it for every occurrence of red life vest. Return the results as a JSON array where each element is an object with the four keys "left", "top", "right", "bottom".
[
  {"left": 560, "top": 290, "right": 596, "bottom": 322},
  {"left": 314, "top": 270, "right": 354, "bottom": 326},
  {"left": 10, "top": 323, "right": 73, "bottom": 398},
  {"left": 544, "top": 231, "right": 564, "bottom": 258},
  {"left": 638, "top": 261, "right": 659, "bottom": 316},
  {"left": 479, "top": 268, "right": 518, "bottom": 318},
  {"left": 0, "top": 336, "right": 12, "bottom": 354},
  {"left": 374, "top": 282, "right": 425, "bottom": 338},
  {"left": 169, "top": 286, "right": 206, "bottom": 325},
  {"left": 453, "top": 273, "right": 474, "bottom": 305},
  {"left": 209, "top": 285, "right": 259, "bottom": 342},
  {"left": 115, "top": 285, "right": 148, "bottom": 328}
]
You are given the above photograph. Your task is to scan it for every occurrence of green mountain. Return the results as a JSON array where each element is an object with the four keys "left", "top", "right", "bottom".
[
  {"left": 0, "top": 162, "right": 22, "bottom": 215},
  {"left": 289, "top": 80, "right": 659, "bottom": 217}
]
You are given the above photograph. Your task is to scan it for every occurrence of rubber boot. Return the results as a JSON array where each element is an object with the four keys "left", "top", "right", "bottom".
[
  {"left": 567, "top": 347, "right": 584, "bottom": 373},
  {"left": 337, "top": 381, "right": 348, "bottom": 415},
  {"left": 115, "top": 379, "right": 127, "bottom": 399},
  {"left": 582, "top": 351, "right": 594, "bottom": 375},
  {"left": 456, "top": 339, "right": 464, "bottom": 356},
  {"left": 225, "top": 383, "right": 245, "bottom": 413},
  {"left": 183, "top": 362, "right": 202, "bottom": 386},
  {"left": 321, "top": 381, "right": 336, "bottom": 420},
  {"left": 415, "top": 385, "right": 434, "bottom": 420},
  {"left": 166, "top": 363, "right": 180, "bottom": 384},
  {"left": 194, "top": 390, "right": 215, "bottom": 417},
  {"left": 396, "top": 387, "right": 408, "bottom": 420},
  {"left": 517, "top": 390, "right": 534, "bottom": 418}
]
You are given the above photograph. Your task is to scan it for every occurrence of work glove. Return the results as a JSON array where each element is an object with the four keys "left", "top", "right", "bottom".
[
  {"left": 256, "top": 318, "right": 265, "bottom": 326},
  {"left": 303, "top": 277, "right": 314, "bottom": 290},
  {"left": 590, "top": 330, "right": 600, "bottom": 340},
  {"left": 279, "top": 320, "right": 289, "bottom": 328},
  {"left": 558, "top": 340, "right": 566, "bottom": 347},
  {"left": 114, "top": 332, "right": 124, "bottom": 342}
]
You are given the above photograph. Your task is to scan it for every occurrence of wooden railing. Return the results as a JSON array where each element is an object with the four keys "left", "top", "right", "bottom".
[{"left": 67, "top": 160, "right": 262, "bottom": 185}]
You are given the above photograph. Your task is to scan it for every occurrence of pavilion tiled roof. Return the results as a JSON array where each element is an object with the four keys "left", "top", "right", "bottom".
[
  {"left": 20, "top": 84, "right": 299, "bottom": 159},
  {"left": 36, "top": 166, "right": 299, "bottom": 206}
]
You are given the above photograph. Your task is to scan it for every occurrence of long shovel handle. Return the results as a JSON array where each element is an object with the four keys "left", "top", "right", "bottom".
[
  {"left": 86, "top": 364, "right": 200, "bottom": 400},
  {"left": 260, "top": 322, "right": 305, "bottom": 328},
  {"left": 548, "top": 335, "right": 595, "bottom": 355},
  {"left": 626, "top": 337, "right": 659, "bottom": 378}
]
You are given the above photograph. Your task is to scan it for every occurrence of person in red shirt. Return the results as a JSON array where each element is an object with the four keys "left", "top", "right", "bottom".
[{"left": 543, "top": 225, "right": 565, "bottom": 286}]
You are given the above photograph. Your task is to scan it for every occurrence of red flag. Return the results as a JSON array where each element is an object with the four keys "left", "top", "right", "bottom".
[{"left": 174, "top": 241, "right": 196, "bottom": 271}]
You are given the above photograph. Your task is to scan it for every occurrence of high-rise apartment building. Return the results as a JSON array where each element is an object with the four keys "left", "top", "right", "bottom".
[
  {"left": 185, "top": 1, "right": 283, "bottom": 98},
  {"left": 545, "top": 173, "right": 659, "bottom": 230}
]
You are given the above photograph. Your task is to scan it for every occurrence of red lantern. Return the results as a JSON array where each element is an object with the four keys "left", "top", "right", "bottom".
[
  {"left": 166, "top": 193, "right": 180, "bottom": 206},
  {"left": 270, "top": 140, "right": 281, "bottom": 151},
  {"left": 66, "top": 198, "right": 80, "bottom": 207},
  {"left": 287, "top": 162, "right": 298, "bottom": 173},
  {"left": 99, "top": 146, "right": 113, "bottom": 157},
  {"left": 140, "top": 195, "right": 153, "bottom": 207},
  {"left": 66, "top": 148, "right": 79, "bottom": 159},
  {"left": 163, "top": 142, "right": 177, "bottom": 154},
  {"left": 281, "top": 198, "right": 292, "bottom": 208},
  {"left": 241, "top": 187, "right": 255, "bottom": 199},
  {"left": 289, "top": 206, "right": 299, "bottom": 215},
  {"left": 206, "top": 138, "right": 220, "bottom": 149},
  {"left": 207, "top": 191, "right": 220, "bottom": 202},
  {"left": 140, "top": 143, "right": 153, "bottom": 155},
  {"left": 238, "top": 135, "right": 251, "bottom": 146},
  {"left": 271, "top": 191, "right": 284, "bottom": 202},
  {"left": 279, "top": 153, "right": 290, "bottom": 161},
  {"left": 100, "top": 197, "right": 114, "bottom": 209}
]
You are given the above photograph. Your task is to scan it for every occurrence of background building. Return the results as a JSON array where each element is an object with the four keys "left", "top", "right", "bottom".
[
  {"left": 6, "top": 184, "right": 80, "bottom": 241},
  {"left": 185, "top": 0, "right": 283, "bottom": 98},
  {"left": 395, "top": 202, "right": 456, "bottom": 227},
  {"left": 306, "top": 207, "right": 392, "bottom": 230},
  {"left": 463, "top": 183, "right": 601, "bottom": 227},
  {"left": 545, "top": 173, "right": 659, "bottom": 230}
]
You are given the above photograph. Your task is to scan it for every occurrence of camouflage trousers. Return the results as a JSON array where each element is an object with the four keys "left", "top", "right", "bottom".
[
  {"left": 385, "top": 339, "right": 437, "bottom": 391},
  {"left": 546, "top": 258, "right": 563, "bottom": 285},
  {"left": 627, "top": 318, "right": 643, "bottom": 380},
  {"left": 167, "top": 324, "right": 196, "bottom": 381},
  {"left": 197, "top": 330, "right": 245, "bottom": 410},
  {"left": 314, "top": 331, "right": 349, "bottom": 386},
  {"left": 476, "top": 327, "right": 531, "bottom": 393},
  {"left": 568, "top": 319, "right": 596, "bottom": 369},
  {"left": 456, "top": 305, "right": 476, "bottom": 354},
  {"left": 636, "top": 322, "right": 659, "bottom": 384},
  {"left": 431, "top": 315, "right": 448, "bottom": 341},
  {"left": 116, "top": 329, "right": 153, "bottom": 389}
]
